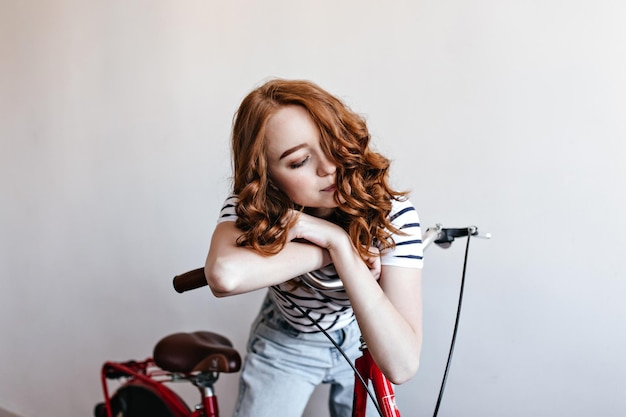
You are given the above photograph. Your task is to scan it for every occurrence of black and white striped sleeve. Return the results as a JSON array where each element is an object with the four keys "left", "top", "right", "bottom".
[
  {"left": 216, "top": 195, "right": 238, "bottom": 224},
  {"left": 379, "top": 198, "right": 424, "bottom": 269}
]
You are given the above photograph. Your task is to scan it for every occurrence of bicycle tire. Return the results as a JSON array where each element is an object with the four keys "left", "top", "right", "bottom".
[{"left": 94, "top": 379, "right": 190, "bottom": 417}]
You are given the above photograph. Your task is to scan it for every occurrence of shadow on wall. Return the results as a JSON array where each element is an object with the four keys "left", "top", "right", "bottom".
[{"left": 0, "top": 407, "right": 21, "bottom": 417}]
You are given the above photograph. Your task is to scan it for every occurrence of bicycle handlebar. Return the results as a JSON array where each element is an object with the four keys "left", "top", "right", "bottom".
[
  {"left": 173, "top": 268, "right": 207, "bottom": 293},
  {"left": 300, "top": 225, "right": 489, "bottom": 291},
  {"left": 172, "top": 225, "right": 490, "bottom": 293}
]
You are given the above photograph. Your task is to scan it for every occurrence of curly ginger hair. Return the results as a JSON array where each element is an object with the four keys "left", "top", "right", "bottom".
[{"left": 231, "top": 79, "right": 406, "bottom": 261}]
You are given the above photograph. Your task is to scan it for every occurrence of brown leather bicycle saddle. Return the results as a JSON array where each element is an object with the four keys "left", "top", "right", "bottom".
[{"left": 153, "top": 331, "right": 241, "bottom": 374}]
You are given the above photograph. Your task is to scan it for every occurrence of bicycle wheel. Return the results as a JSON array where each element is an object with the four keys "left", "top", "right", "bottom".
[{"left": 94, "top": 379, "right": 190, "bottom": 417}]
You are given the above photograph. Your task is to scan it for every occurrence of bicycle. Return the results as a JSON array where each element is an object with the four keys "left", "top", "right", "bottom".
[{"left": 95, "top": 224, "right": 489, "bottom": 417}]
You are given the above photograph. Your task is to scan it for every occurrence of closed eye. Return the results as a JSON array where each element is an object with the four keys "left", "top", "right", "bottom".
[{"left": 290, "top": 155, "right": 310, "bottom": 169}]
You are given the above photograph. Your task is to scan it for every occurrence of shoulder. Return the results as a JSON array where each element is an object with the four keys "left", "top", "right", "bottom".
[
  {"left": 388, "top": 198, "right": 420, "bottom": 226},
  {"left": 380, "top": 197, "right": 424, "bottom": 268},
  {"left": 217, "top": 195, "right": 238, "bottom": 223}
]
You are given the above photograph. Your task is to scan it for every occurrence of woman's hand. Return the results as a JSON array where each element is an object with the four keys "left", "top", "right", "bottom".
[
  {"left": 286, "top": 210, "right": 381, "bottom": 279},
  {"left": 285, "top": 210, "right": 348, "bottom": 251},
  {"left": 365, "top": 247, "right": 381, "bottom": 280}
]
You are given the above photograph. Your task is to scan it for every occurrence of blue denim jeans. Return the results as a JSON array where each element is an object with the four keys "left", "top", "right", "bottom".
[{"left": 232, "top": 293, "right": 363, "bottom": 417}]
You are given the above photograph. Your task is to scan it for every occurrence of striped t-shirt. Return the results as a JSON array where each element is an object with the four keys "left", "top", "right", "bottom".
[{"left": 217, "top": 195, "right": 423, "bottom": 333}]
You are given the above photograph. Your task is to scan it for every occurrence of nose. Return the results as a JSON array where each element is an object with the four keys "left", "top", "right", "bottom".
[{"left": 317, "top": 153, "right": 337, "bottom": 177}]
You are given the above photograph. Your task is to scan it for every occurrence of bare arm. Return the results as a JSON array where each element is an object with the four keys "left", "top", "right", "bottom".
[
  {"left": 205, "top": 221, "right": 331, "bottom": 297},
  {"left": 343, "top": 261, "right": 423, "bottom": 385},
  {"left": 287, "top": 212, "right": 423, "bottom": 384}
]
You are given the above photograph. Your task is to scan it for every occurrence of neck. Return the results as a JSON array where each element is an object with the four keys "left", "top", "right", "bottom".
[{"left": 305, "top": 207, "right": 335, "bottom": 219}]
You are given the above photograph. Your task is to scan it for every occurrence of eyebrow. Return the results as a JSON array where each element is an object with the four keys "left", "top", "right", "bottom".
[{"left": 279, "top": 143, "right": 307, "bottom": 160}]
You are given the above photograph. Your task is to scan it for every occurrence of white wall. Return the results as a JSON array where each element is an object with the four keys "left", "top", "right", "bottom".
[{"left": 1, "top": 1, "right": 625, "bottom": 416}]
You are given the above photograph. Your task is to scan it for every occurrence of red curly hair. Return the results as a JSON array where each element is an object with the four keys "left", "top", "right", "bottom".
[{"left": 231, "top": 79, "right": 406, "bottom": 260}]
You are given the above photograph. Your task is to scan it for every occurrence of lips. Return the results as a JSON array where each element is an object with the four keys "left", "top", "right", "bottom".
[{"left": 322, "top": 184, "right": 336, "bottom": 192}]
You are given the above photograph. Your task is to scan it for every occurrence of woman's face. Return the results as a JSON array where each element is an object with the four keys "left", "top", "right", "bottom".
[{"left": 264, "top": 105, "right": 338, "bottom": 217}]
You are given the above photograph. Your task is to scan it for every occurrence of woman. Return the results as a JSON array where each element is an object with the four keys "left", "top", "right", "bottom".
[{"left": 205, "top": 79, "right": 423, "bottom": 417}]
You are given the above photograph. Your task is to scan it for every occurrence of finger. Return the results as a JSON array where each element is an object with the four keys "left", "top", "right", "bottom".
[{"left": 281, "top": 209, "right": 299, "bottom": 228}]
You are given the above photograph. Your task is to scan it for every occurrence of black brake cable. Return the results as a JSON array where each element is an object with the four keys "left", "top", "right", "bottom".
[
  {"left": 432, "top": 228, "right": 472, "bottom": 417},
  {"left": 275, "top": 227, "right": 475, "bottom": 417},
  {"left": 273, "top": 286, "right": 385, "bottom": 417}
]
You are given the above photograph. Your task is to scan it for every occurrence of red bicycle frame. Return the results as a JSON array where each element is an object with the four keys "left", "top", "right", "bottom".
[
  {"left": 352, "top": 348, "right": 401, "bottom": 417},
  {"left": 97, "top": 339, "right": 398, "bottom": 417},
  {"left": 99, "top": 359, "right": 220, "bottom": 417}
]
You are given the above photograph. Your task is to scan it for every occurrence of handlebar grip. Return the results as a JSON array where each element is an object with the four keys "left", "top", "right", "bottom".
[
  {"left": 173, "top": 267, "right": 207, "bottom": 293},
  {"left": 434, "top": 226, "right": 478, "bottom": 245}
]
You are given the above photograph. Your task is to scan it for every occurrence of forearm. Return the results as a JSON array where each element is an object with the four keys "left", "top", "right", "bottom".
[
  {"left": 349, "top": 284, "right": 422, "bottom": 384},
  {"left": 205, "top": 222, "right": 329, "bottom": 296},
  {"left": 330, "top": 241, "right": 423, "bottom": 384}
]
